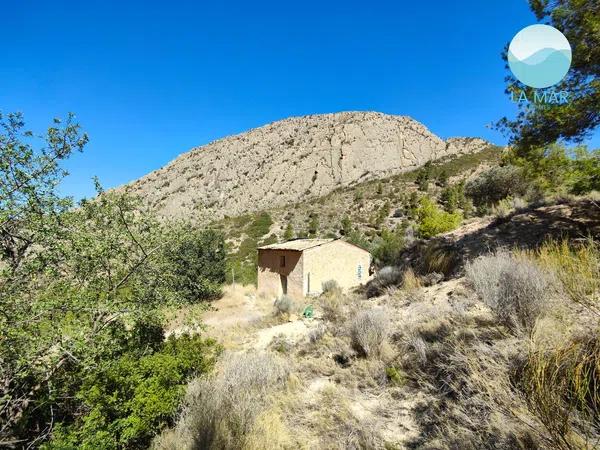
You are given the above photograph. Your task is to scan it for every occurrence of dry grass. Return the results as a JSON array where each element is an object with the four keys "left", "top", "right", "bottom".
[
  {"left": 154, "top": 351, "right": 290, "bottom": 450},
  {"left": 517, "top": 238, "right": 600, "bottom": 314},
  {"left": 321, "top": 279, "right": 341, "bottom": 295},
  {"left": 421, "top": 241, "right": 458, "bottom": 276},
  {"left": 522, "top": 328, "right": 600, "bottom": 449},
  {"left": 401, "top": 267, "right": 422, "bottom": 291},
  {"left": 348, "top": 308, "right": 390, "bottom": 358},
  {"left": 395, "top": 300, "right": 545, "bottom": 449}
]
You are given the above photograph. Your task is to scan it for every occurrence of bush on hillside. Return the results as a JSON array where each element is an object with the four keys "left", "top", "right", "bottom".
[
  {"left": 416, "top": 196, "right": 462, "bottom": 238},
  {"left": 465, "top": 166, "right": 528, "bottom": 207},
  {"left": 371, "top": 225, "right": 405, "bottom": 266},
  {"left": 246, "top": 212, "right": 273, "bottom": 239},
  {"left": 163, "top": 228, "right": 226, "bottom": 301},
  {"left": 155, "top": 352, "right": 289, "bottom": 450},
  {"left": 465, "top": 251, "right": 556, "bottom": 332},
  {"left": 48, "top": 334, "right": 218, "bottom": 449},
  {"left": 348, "top": 309, "right": 390, "bottom": 357}
]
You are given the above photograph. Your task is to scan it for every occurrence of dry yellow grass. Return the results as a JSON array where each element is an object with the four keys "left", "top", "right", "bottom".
[
  {"left": 401, "top": 267, "right": 422, "bottom": 291},
  {"left": 517, "top": 238, "right": 600, "bottom": 313}
]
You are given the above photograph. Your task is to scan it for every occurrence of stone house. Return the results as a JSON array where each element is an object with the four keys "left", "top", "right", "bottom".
[{"left": 257, "top": 239, "right": 372, "bottom": 299}]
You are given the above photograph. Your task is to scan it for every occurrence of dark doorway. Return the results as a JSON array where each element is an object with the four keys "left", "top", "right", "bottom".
[{"left": 280, "top": 274, "right": 288, "bottom": 295}]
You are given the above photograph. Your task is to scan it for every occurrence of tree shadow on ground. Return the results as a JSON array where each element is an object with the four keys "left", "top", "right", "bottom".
[{"left": 403, "top": 198, "right": 600, "bottom": 277}]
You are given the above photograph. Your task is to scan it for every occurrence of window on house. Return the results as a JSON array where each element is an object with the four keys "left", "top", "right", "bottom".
[
  {"left": 357, "top": 264, "right": 362, "bottom": 280},
  {"left": 280, "top": 255, "right": 286, "bottom": 267}
]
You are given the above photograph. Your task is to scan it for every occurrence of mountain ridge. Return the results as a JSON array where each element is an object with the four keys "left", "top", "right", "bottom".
[{"left": 120, "top": 112, "right": 493, "bottom": 222}]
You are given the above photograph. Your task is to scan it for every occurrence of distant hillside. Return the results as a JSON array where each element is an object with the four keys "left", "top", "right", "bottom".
[
  {"left": 215, "top": 145, "right": 502, "bottom": 284},
  {"left": 120, "top": 112, "right": 491, "bottom": 222}
]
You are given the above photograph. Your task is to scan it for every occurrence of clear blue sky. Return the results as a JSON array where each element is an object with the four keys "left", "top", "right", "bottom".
[{"left": 2, "top": 0, "right": 598, "bottom": 199}]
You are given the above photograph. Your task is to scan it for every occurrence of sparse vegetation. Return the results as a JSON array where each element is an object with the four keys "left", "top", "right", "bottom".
[
  {"left": 465, "top": 165, "right": 528, "bottom": 209},
  {"left": 154, "top": 352, "right": 290, "bottom": 450},
  {"left": 274, "top": 294, "right": 296, "bottom": 315},
  {"left": 348, "top": 308, "right": 390, "bottom": 357},
  {"left": 465, "top": 251, "right": 556, "bottom": 332}
]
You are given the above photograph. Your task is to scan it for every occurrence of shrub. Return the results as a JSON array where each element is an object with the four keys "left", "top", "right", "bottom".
[
  {"left": 163, "top": 228, "right": 226, "bottom": 301},
  {"left": 401, "top": 268, "right": 422, "bottom": 291},
  {"left": 160, "top": 352, "right": 289, "bottom": 450},
  {"left": 521, "top": 331, "right": 600, "bottom": 448},
  {"left": 283, "top": 222, "right": 294, "bottom": 240},
  {"left": 440, "top": 180, "right": 468, "bottom": 213},
  {"left": 465, "top": 165, "right": 528, "bottom": 207},
  {"left": 49, "top": 334, "right": 218, "bottom": 449},
  {"left": 366, "top": 266, "right": 403, "bottom": 297},
  {"left": 465, "top": 251, "right": 556, "bottom": 332},
  {"left": 246, "top": 212, "right": 273, "bottom": 239},
  {"left": 421, "top": 241, "right": 459, "bottom": 276},
  {"left": 308, "top": 323, "right": 326, "bottom": 343},
  {"left": 274, "top": 294, "right": 295, "bottom": 315},
  {"left": 416, "top": 161, "right": 433, "bottom": 191},
  {"left": 518, "top": 238, "right": 600, "bottom": 313},
  {"left": 320, "top": 289, "right": 345, "bottom": 322},
  {"left": 416, "top": 196, "right": 462, "bottom": 238},
  {"left": 372, "top": 225, "right": 405, "bottom": 266},
  {"left": 348, "top": 309, "right": 390, "bottom": 357},
  {"left": 322, "top": 279, "right": 340, "bottom": 294}
]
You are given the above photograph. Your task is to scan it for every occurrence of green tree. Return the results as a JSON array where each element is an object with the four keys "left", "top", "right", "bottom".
[
  {"left": 465, "top": 166, "right": 528, "bottom": 207},
  {"left": 372, "top": 225, "right": 405, "bottom": 266},
  {"left": 163, "top": 227, "right": 226, "bottom": 301},
  {"left": 307, "top": 212, "right": 319, "bottom": 237},
  {"left": 416, "top": 196, "right": 462, "bottom": 238},
  {"left": 340, "top": 216, "right": 352, "bottom": 236},
  {"left": 416, "top": 161, "right": 433, "bottom": 191},
  {"left": 440, "top": 180, "right": 468, "bottom": 213},
  {"left": 0, "top": 114, "right": 219, "bottom": 448},
  {"left": 437, "top": 169, "right": 449, "bottom": 187},
  {"left": 497, "top": 0, "right": 600, "bottom": 152},
  {"left": 0, "top": 112, "right": 88, "bottom": 269},
  {"left": 283, "top": 222, "right": 294, "bottom": 240}
]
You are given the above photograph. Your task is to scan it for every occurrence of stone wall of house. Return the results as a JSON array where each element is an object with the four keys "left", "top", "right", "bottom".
[
  {"left": 302, "top": 241, "right": 372, "bottom": 296},
  {"left": 257, "top": 249, "right": 304, "bottom": 300}
]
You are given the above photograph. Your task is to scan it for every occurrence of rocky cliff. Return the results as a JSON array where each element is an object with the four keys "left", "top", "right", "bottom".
[{"left": 121, "top": 112, "right": 491, "bottom": 221}]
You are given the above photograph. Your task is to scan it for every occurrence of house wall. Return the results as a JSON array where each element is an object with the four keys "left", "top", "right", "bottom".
[
  {"left": 257, "top": 249, "right": 304, "bottom": 299},
  {"left": 302, "top": 241, "right": 372, "bottom": 295}
]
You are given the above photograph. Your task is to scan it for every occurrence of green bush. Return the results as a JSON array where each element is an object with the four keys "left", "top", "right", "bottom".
[
  {"left": 465, "top": 166, "right": 528, "bottom": 207},
  {"left": 283, "top": 222, "right": 294, "bottom": 240},
  {"left": 440, "top": 180, "right": 469, "bottom": 213},
  {"left": 416, "top": 161, "right": 433, "bottom": 191},
  {"left": 416, "top": 197, "right": 462, "bottom": 238},
  {"left": 46, "top": 334, "right": 219, "bottom": 449},
  {"left": 372, "top": 225, "right": 405, "bottom": 266},
  {"left": 163, "top": 228, "right": 226, "bottom": 301},
  {"left": 246, "top": 212, "right": 273, "bottom": 239}
]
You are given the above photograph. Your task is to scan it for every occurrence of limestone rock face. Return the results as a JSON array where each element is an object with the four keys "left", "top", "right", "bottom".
[{"left": 121, "top": 112, "right": 491, "bottom": 221}]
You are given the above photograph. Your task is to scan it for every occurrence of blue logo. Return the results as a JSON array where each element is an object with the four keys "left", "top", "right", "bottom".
[{"left": 508, "top": 24, "right": 571, "bottom": 89}]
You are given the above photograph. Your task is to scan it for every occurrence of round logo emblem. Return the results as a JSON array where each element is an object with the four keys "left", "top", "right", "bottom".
[{"left": 508, "top": 24, "right": 571, "bottom": 89}]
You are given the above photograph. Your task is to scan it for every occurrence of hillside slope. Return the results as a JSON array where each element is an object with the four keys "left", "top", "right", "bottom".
[{"left": 121, "top": 112, "right": 490, "bottom": 222}]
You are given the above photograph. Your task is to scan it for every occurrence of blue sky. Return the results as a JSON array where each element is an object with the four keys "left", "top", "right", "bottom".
[{"left": 2, "top": 0, "right": 598, "bottom": 199}]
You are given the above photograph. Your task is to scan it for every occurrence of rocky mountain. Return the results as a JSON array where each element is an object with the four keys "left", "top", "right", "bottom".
[{"left": 121, "top": 112, "right": 491, "bottom": 221}]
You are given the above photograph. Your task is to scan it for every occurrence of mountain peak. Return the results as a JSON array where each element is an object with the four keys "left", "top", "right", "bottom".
[{"left": 122, "top": 112, "right": 490, "bottom": 222}]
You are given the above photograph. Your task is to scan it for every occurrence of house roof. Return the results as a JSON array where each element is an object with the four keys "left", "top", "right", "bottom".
[{"left": 257, "top": 238, "right": 334, "bottom": 251}]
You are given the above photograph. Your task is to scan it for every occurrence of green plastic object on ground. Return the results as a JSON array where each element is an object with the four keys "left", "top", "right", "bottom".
[{"left": 303, "top": 305, "right": 314, "bottom": 318}]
